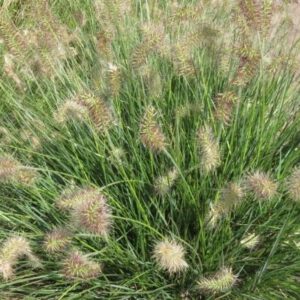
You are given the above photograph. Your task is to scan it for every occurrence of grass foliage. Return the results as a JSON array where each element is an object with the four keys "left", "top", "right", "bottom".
[{"left": 0, "top": 0, "right": 299, "bottom": 299}]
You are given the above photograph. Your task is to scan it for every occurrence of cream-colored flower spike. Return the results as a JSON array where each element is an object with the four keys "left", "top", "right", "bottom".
[
  {"left": 197, "top": 125, "right": 221, "bottom": 173},
  {"left": 198, "top": 267, "right": 237, "bottom": 293},
  {"left": 153, "top": 239, "right": 188, "bottom": 274},
  {"left": 245, "top": 171, "right": 277, "bottom": 200},
  {"left": 286, "top": 167, "right": 300, "bottom": 202},
  {"left": 0, "top": 236, "right": 41, "bottom": 280},
  {"left": 240, "top": 233, "right": 260, "bottom": 250}
]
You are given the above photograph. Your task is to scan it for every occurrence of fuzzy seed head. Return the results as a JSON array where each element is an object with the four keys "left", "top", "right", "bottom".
[
  {"left": 245, "top": 171, "right": 277, "bottom": 200},
  {"left": 197, "top": 126, "right": 221, "bottom": 173},
  {"left": 153, "top": 239, "right": 188, "bottom": 274},
  {"left": 54, "top": 100, "right": 89, "bottom": 124},
  {"left": 44, "top": 228, "right": 72, "bottom": 253},
  {"left": 108, "top": 63, "right": 121, "bottom": 97},
  {"left": 214, "top": 92, "right": 238, "bottom": 125},
  {"left": 140, "top": 106, "right": 167, "bottom": 152},
  {"left": 286, "top": 167, "right": 300, "bottom": 202},
  {"left": 0, "top": 156, "right": 38, "bottom": 185},
  {"left": 63, "top": 250, "right": 101, "bottom": 280},
  {"left": 71, "top": 189, "right": 112, "bottom": 236},
  {"left": 197, "top": 267, "right": 237, "bottom": 293},
  {"left": 154, "top": 168, "right": 179, "bottom": 196},
  {"left": 81, "top": 93, "right": 115, "bottom": 133},
  {"left": 241, "top": 233, "right": 260, "bottom": 250},
  {"left": 0, "top": 236, "right": 40, "bottom": 280}
]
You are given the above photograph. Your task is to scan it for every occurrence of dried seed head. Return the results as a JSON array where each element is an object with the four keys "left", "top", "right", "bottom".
[
  {"left": 154, "top": 168, "right": 179, "bottom": 196},
  {"left": 0, "top": 236, "right": 40, "bottom": 280},
  {"left": 140, "top": 106, "right": 167, "bottom": 152},
  {"left": 63, "top": 250, "right": 101, "bottom": 280},
  {"left": 70, "top": 189, "right": 112, "bottom": 236},
  {"left": 153, "top": 239, "right": 188, "bottom": 274},
  {"left": 197, "top": 126, "right": 221, "bottom": 173},
  {"left": 241, "top": 232, "right": 260, "bottom": 250},
  {"left": 286, "top": 167, "right": 300, "bottom": 202},
  {"left": 214, "top": 92, "right": 238, "bottom": 125},
  {"left": 44, "top": 228, "right": 72, "bottom": 253},
  {"left": 197, "top": 267, "right": 237, "bottom": 293},
  {"left": 245, "top": 171, "right": 277, "bottom": 200},
  {"left": 54, "top": 100, "right": 89, "bottom": 124}
]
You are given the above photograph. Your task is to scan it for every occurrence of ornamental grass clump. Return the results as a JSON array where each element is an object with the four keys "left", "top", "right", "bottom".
[{"left": 0, "top": 0, "right": 299, "bottom": 299}]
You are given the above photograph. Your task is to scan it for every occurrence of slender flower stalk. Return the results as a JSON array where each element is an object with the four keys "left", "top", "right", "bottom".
[{"left": 153, "top": 239, "right": 188, "bottom": 274}]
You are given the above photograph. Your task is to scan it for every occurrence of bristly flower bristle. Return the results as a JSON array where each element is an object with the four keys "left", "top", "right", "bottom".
[
  {"left": 197, "top": 126, "right": 221, "bottom": 174},
  {"left": 140, "top": 106, "right": 167, "bottom": 153},
  {"left": 70, "top": 189, "right": 112, "bottom": 236},
  {"left": 286, "top": 167, "right": 300, "bottom": 202},
  {"left": 197, "top": 267, "right": 237, "bottom": 293},
  {"left": 62, "top": 250, "right": 101, "bottom": 280},
  {"left": 245, "top": 171, "right": 277, "bottom": 200},
  {"left": 44, "top": 228, "right": 72, "bottom": 253},
  {"left": 153, "top": 239, "right": 188, "bottom": 274},
  {"left": 0, "top": 236, "right": 41, "bottom": 280}
]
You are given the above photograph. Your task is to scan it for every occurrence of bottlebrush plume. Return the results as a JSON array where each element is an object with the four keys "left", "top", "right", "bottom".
[
  {"left": 0, "top": 155, "right": 38, "bottom": 185},
  {"left": 0, "top": 236, "right": 41, "bottom": 280},
  {"left": 154, "top": 168, "right": 179, "bottom": 196},
  {"left": 207, "top": 182, "right": 245, "bottom": 228},
  {"left": 108, "top": 147, "right": 126, "bottom": 165},
  {"left": 153, "top": 239, "right": 188, "bottom": 274},
  {"left": 241, "top": 232, "right": 260, "bottom": 250},
  {"left": 44, "top": 228, "right": 72, "bottom": 253},
  {"left": 54, "top": 100, "right": 89, "bottom": 124},
  {"left": 197, "top": 267, "right": 237, "bottom": 293},
  {"left": 62, "top": 250, "right": 101, "bottom": 280},
  {"left": 197, "top": 126, "right": 221, "bottom": 173},
  {"left": 245, "top": 171, "right": 277, "bottom": 200},
  {"left": 81, "top": 93, "right": 115, "bottom": 133},
  {"left": 107, "top": 63, "right": 121, "bottom": 97},
  {"left": 214, "top": 91, "right": 238, "bottom": 125},
  {"left": 70, "top": 189, "right": 112, "bottom": 236},
  {"left": 286, "top": 167, "right": 300, "bottom": 202},
  {"left": 56, "top": 185, "right": 86, "bottom": 210},
  {"left": 140, "top": 106, "right": 167, "bottom": 152}
]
